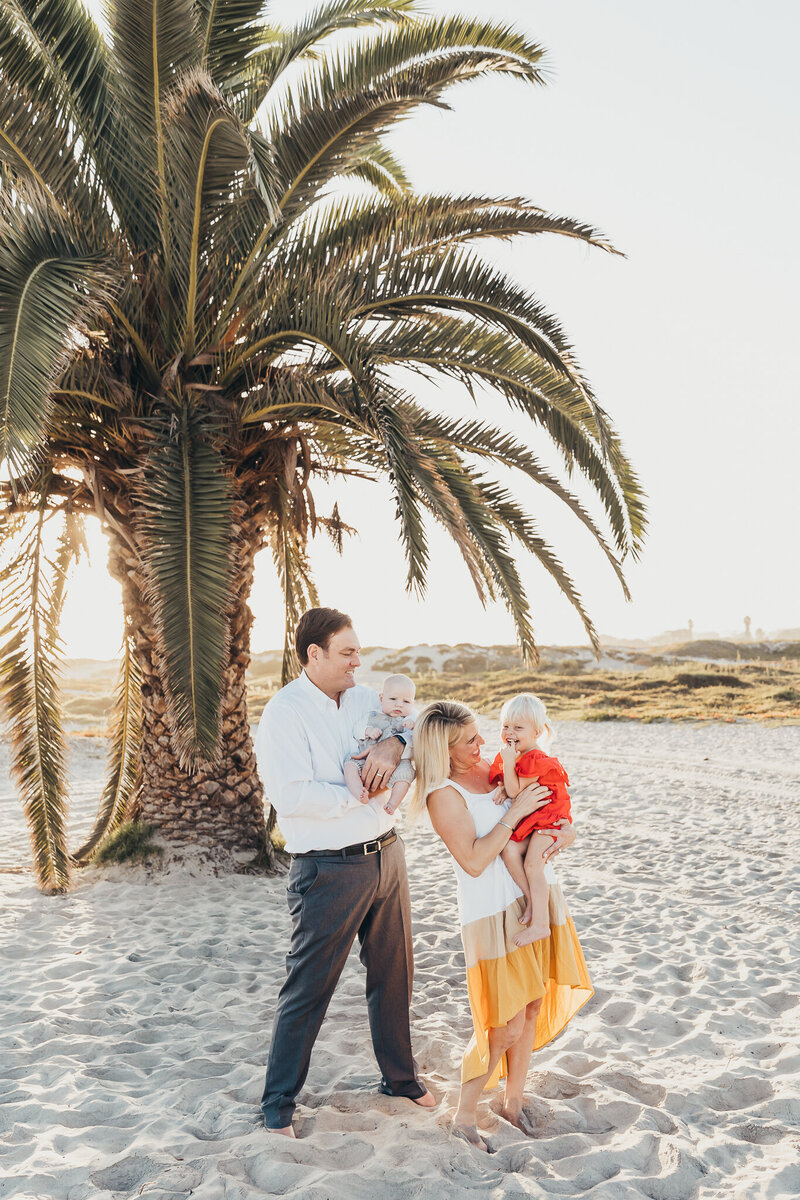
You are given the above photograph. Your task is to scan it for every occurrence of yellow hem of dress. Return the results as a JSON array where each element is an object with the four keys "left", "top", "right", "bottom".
[{"left": 461, "top": 915, "right": 593, "bottom": 1089}]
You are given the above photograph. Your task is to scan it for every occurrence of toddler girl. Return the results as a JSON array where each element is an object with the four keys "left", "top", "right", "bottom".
[{"left": 489, "top": 693, "right": 572, "bottom": 947}]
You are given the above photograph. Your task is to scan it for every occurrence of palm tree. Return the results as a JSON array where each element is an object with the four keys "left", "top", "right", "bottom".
[{"left": 0, "top": 0, "right": 645, "bottom": 893}]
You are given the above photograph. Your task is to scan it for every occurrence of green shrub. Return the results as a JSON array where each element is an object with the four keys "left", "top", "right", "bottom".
[
  {"left": 92, "top": 822, "right": 163, "bottom": 865},
  {"left": 674, "top": 672, "right": 749, "bottom": 689}
]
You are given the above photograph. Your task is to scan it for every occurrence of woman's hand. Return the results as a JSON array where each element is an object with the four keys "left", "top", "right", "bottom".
[
  {"left": 506, "top": 781, "right": 551, "bottom": 824},
  {"left": 540, "top": 821, "right": 576, "bottom": 862}
]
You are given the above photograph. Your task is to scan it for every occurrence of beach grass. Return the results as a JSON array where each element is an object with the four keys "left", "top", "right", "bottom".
[{"left": 415, "top": 659, "right": 800, "bottom": 723}]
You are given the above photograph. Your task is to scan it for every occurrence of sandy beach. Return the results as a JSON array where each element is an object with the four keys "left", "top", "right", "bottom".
[{"left": 2, "top": 720, "right": 799, "bottom": 1199}]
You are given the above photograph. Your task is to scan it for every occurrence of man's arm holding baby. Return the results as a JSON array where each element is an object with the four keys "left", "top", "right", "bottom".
[
  {"left": 256, "top": 703, "right": 362, "bottom": 819},
  {"left": 352, "top": 733, "right": 404, "bottom": 792}
]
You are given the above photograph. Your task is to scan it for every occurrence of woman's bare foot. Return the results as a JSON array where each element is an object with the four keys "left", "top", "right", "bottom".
[
  {"left": 501, "top": 1106, "right": 537, "bottom": 1136},
  {"left": 513, "top": 923, "right": 549, "bottom": 948},
  {"left": 451, "top": 1122, "right": 487, "bottom": 1151}
]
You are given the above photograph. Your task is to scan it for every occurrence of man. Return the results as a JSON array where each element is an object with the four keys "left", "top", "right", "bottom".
[{"left": 255, "top": 607, "right": 435, "bottom": 1136}]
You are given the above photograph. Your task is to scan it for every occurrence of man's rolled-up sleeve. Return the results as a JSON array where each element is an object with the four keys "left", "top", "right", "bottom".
[{"left": 255, "top": 702, "right": 358, "bottom": 821}]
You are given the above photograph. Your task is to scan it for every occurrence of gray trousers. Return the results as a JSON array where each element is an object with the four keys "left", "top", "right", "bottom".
[{"left": 261, "top": 837, "right": 425, "bottom": 1128}]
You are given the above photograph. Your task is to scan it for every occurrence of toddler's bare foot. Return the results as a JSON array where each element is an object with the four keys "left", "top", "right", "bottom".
[
  {"left": 518, "top": 904, "right": 532, "bottom": 926},
  {"left": 513, "top": 923, "right": 550, "bottom": 948}
]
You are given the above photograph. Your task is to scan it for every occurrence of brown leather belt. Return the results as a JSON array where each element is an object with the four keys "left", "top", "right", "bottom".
[{"left": 292, "top": 829, "right": 397, "bottom": 859}]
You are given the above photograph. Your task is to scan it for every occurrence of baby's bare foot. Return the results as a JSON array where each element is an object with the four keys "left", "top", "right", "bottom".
[
  {"left": 359, "top": 787, "right": 370, "bottom": 803},
  {"left": 513, "top": 924, "right": 550, "bottom": 948}
]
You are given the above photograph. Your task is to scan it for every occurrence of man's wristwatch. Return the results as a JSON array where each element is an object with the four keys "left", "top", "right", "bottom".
[{"left": 391, "top": 732, "right": 409, "bottom": 747}]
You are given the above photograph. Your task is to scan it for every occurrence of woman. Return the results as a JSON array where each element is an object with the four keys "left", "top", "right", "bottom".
[{"left": 410, "top": 700, "right": 593, "bottom": 1150}]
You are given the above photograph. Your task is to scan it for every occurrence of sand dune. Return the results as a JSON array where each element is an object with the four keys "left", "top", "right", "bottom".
[{"left": 1, "top": 720, "right": 799, "bottom": 1199}]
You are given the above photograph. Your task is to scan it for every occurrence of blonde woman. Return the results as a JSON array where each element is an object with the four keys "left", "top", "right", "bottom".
[{"left": 411, "top": 700, "right": 592, "bottom": 1150}]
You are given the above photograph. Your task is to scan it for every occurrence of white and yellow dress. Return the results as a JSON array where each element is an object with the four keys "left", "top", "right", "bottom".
[{"left": 444, "top": 777, "right": 593, "bottom": 1088}]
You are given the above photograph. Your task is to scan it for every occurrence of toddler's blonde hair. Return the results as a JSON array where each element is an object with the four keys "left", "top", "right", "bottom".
[{"left": 501, "top": 692, "right": 552, "bottom": 747}]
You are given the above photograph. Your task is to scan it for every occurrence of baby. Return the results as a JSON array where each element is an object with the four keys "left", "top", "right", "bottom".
[
  {"left": 344, "top": 674, "right": 416, "bottom": 815},
  {"left": 489, "top": 693, "right": 572, "bottom": 947}
]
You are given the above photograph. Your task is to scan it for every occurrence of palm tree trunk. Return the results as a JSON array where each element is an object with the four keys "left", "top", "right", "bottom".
[{"left": 107, "top": 506, "right": 267, "bottom": 858}]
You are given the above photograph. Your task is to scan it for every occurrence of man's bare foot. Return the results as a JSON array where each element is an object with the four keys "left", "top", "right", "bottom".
[
  {"left": 518, "top": 904, "right": 533, "bottom": 926},
  {"left": 265, "top": 1124, "right": 296, "bottom": 1138},
  {"left": 412, "top": 1090, "right": 437, "bottom": 1108},
  {"left": 451, "top": 1122, "right": 487, "bottom": 1151},
  {"left": 513, "top": 923, "right": 549, "bottom": 948},
  {"left": 501, "top": 1106, "right": 536, "bottom": 1136}
]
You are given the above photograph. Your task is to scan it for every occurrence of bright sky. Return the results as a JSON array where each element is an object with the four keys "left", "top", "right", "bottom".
[{"left": 64, "top": 0, "right": 800, "bottom": 657}]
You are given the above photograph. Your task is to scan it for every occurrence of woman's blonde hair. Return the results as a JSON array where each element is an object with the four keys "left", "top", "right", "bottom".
[
  {"left": 501, "top": 692, "right": 552, "bottom": 746},
  {"left": 408, "top": 699, "right": 476, "bottom": 821}
]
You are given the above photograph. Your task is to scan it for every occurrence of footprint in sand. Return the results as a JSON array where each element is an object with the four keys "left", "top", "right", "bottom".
[
  {"left": 600, "top": 1001, "right": 637, "bottom": 1026},
  {"left": 600, "top": 1070, "right": 667, "bottom": 1107},
  {"left": 700, "top": 1074, "right": 774, "bottom": 1112},
  {"left": 731, "top": 1122, "right": 786, "bottom": 1144},
  {"left": 528, "top": 1070, "right": 589, "bottom": 1100}
]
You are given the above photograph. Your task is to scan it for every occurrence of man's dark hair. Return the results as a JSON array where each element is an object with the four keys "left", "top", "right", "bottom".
[{"left": 295, "top": 608, "right": 353, "bottom": 666}]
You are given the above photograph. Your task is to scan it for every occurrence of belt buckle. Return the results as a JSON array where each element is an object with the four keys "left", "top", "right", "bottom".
[{"left": 363, "top": 838, "right": 380, "bottom": 855}]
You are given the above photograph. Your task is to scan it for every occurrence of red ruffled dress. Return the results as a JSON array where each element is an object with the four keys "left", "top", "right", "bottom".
[{"left": 488, "top": 747, "right": 572, "bottom": 842}]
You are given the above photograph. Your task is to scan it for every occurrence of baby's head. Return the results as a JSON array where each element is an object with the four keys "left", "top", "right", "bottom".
[
  {"left": 380, "top": 674, "right": 416, "bottom": 719},
  {"left": 500, "top": 693, "right": 550, "bottom": 754}
]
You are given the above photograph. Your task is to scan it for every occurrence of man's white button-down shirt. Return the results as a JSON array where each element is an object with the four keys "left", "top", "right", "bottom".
[{"left": 254, "top": 671, "right": 396, "bottom": 853}]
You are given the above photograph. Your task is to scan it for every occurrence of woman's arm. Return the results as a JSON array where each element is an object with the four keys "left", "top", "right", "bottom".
[{"left": 428, "top": 782, "right": 551, "bottom": 878}]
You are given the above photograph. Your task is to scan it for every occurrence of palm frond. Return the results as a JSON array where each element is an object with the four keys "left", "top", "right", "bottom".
[
  {"left": 399, "top": 402, "right": 631, "bottom": 598},
  {"left": 351, "top": 248, "right": 604, "bottom": 424},
  {"left": 230, "top": 0, "right": 416, "bottom": 121},
  {"left": 162, "top": 69, "right": 252, "bottom": 350},
  {"left": 425, "top": 457, "right": 538, "bottom": 661},
  {"left": 271, "top": 477, "right": 319, "bottom": 685},
  {"left": 0, "top": 505, "right": 79, "bottom": 892},
  {"left": 0, "top": 1, "right": 113, "bottom": 183},
  {"left": 265, "top": 20, "right": 544, "bottom": 224},
  {"left": 472, "top": 476, "right": 600, "bottom": 653},
  {"left": 0, "top": 76, "right": 81, "bottom": 208},
  {"left": 71, "top": 630, "right": 142, "bottom": 864},
  {"left": 0, "top": 185, "right": 117, "bottom": 475},
  {"left": 196, "top": 0, "right": 268, "bottom": 80},
  {"left": 109, "top": 0, "right": 201, "bottom": 255},
  {"left": 339, "top": 139, "right": 412, "bottom": 195},
  {"left": 136, "top": 401, "right": 234, "bottom": 762},
  {"left": 361, "top": 315, "right": 635, "bottom": 552},
  {"left": 275, "top": 193, "right": 617, "bottom": 279}
]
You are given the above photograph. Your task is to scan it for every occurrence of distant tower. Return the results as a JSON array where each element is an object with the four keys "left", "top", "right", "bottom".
[
  {"left": 744, "top": 615, "right": 752, "bottom": 641},
  {"left": 688, "top": 618, "right": 694, "bottom": 641}
]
